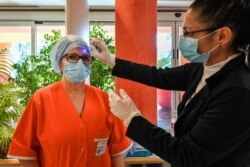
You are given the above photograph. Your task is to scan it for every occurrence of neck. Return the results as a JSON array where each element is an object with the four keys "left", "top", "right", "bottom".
[
  {"left": 206, "top": 50, "right": 235, "bottom": 66},
  {"left": 62, "top": 76, "right": 85, "bottom": 93}
]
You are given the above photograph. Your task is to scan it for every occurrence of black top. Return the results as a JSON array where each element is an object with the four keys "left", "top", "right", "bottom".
[{"left": 112, "top": 55, "right": 250, "bottom": 167}]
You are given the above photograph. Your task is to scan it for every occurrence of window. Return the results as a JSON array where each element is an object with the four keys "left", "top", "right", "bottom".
[{"left": 0, "top": 26, "right": 31, "bottom": 64}]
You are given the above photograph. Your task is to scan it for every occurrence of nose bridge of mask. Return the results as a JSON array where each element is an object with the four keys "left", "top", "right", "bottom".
[{"left": 179, "top": 35, "right": 198, "bottom": 52}]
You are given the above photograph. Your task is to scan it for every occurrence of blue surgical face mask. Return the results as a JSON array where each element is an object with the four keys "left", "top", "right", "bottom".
[
  {"left": 179, "top": 30, "right": 220, "bottom": 63},
  {"left": 63, "top": 60, "right": 90, "bottom": 84}
]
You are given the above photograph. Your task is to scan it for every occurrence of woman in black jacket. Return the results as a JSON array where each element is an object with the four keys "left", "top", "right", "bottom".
[{"left": 90, "top": 0, "right": 250, "bottom": 166}]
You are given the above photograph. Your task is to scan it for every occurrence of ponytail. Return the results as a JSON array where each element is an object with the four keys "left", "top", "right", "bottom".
[
  {"left": 237, "top": 44, "right": 250, "bottom": 68},
  {"left": 245, "top": 44, "right": 250, "bottom": 68}
]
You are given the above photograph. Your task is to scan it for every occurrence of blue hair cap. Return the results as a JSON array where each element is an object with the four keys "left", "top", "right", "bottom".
[{"left": 50, "top": 34, "right": 87, "bottom": 74}]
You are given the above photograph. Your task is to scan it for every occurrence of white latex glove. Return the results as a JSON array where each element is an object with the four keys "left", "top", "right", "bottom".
[
  {"left": 109, "top": 89, "right": 141, "bottom": 127},
  {"left": 90, "top": 38, "right": 115, "bottom": 67}
]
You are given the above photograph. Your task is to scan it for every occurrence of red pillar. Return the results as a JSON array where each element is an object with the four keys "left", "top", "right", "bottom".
[{"left": 115, "top": 0, "right": 157, "bottom": 124}]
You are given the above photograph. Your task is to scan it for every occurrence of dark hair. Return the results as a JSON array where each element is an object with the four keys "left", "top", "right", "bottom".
[{"left": 190, "top": 0, "right": 250, "bottom": 67}]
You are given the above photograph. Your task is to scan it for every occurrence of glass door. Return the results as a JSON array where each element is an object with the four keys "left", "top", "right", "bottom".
[
  {"left": 157, "top": 21, "right": 183, "bottom": 134},
  {"left": 176, "top": 21, "right": 189, "bottom": 105}
]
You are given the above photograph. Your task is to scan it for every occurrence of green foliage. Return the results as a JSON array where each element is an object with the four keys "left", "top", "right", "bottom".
[
  {"left": 0, "top": 49, "right": 18, "bottom": 158},
  {"left": 0, "top": 81, "right": 25, "bottom": 158},
  {"left": 90, "top": 23, "right": 115, "bottom": 92},
  {"left": 157, "top": 57, "right": 170, "bottom": 68},
  {"left": 157, "top": 51, "right": 172, "bottom": 69},
  {"left": 12, "top": 30, "right": 62, "bottom": 106}
]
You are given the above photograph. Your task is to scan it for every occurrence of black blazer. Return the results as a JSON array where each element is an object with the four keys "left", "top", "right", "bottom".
[{"left": 112, "top": 55, "right": 250, "bottom": 167}]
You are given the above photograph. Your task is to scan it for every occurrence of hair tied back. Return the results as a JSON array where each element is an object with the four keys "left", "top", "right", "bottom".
[{"left": 244, "top": 44, "right": 250, "bottom": 68}]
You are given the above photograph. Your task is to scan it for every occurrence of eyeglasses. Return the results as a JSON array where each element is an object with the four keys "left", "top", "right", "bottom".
[
  {"left": 64, "top": 53, "right": 92, "bottom": 64},
  {"left": 182, "top": 27, "right": 218, "bottom": 37}
]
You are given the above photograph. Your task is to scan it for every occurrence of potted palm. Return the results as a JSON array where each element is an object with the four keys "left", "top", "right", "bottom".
[
  {"left": 0, "top": 49, "right": 24, "bottom": 160},
  {"left": 0, "top": 81, "right": 24, "bottom": 159}
]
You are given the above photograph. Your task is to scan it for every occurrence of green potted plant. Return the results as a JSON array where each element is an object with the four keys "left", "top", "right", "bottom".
[
  {"left": 0, "top": 81, "right": 24, "bottom": 159},
  {"left": 0, "top": 49, "right": 25, "bottom": 159}
]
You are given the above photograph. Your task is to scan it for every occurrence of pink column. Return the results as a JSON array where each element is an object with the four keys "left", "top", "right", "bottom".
[{"left": 115, "top": 0, "right": 157, "bottom": 124}]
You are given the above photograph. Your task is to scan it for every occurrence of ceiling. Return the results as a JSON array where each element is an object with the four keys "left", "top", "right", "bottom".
[{"left": 0, "top": 0, "right": 193, "bottom": 9}]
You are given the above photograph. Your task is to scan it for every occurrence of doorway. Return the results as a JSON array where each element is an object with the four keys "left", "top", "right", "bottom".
[{"left": 156, "top": 21, "right": 185, "bottom": 133}]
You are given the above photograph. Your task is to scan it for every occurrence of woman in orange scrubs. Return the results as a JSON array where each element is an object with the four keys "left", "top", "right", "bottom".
[{"left": 7, "top": 35, "right": 132, "bottom": 167}]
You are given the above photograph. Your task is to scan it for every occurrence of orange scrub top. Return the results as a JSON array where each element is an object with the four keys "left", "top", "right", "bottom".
[{"left": 8, "top": 81, "right": 132, "bottom": 167}]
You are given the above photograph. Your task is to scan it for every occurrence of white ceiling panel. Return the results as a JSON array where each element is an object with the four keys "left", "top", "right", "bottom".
[{"left": 0, "top": 0, "right": 193, "bottom": 8}]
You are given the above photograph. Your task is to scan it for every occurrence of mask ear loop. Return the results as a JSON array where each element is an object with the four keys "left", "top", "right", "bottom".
[
  {"left": 198, "top": 29, "right": 220, "bottom": 40},
  {"left": 198, "top": 29, "right": 221, "bottom": 56}
]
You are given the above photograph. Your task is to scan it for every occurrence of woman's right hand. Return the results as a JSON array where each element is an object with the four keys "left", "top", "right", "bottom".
[
  {"left": 90, "top": 38, "right": 115, "bottom": 67},
  {"left": 109, "top": 89, "right": 141, "bottom": 127}
]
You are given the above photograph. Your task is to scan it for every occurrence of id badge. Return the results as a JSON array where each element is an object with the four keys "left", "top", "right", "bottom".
[{"left": 94, "top": 138, "right": 108, "bottom": 156}]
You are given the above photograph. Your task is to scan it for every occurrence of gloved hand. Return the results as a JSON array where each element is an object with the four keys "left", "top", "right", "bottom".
[
  {"left": 90, "top": 38, "right": 115, "bottom": 67},
  {"left": 109, "top": 89, "right": 141, "bottom": 127}
]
